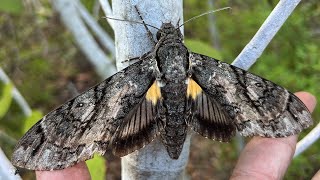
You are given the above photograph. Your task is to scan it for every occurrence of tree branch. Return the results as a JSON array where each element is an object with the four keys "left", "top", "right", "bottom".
[
  {"left": 207, "top": 0, "right": 221, "bottom": 50},
  {"left": 0, "top": 68, "right": 32, "bottom": 117},
  {"left": 0, "top": 148, "right": 22, "bottom": 180},
  {"left": 51, "top": 0, "right": 116, "bottom": 79},
  {"left": 74, "top": 0, "right": 115, "bottom": 55},
  {"left": 232, "top": 0, "right": 301, "bottom": 70},
  {"left": 294, "top": 123, "right": 320, "bottom": 157},
  {"left": 99, "top": 0, "right": 114, "bottom": 29}
]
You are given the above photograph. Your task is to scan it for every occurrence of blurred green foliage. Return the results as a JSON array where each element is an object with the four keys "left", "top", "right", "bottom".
[
  {"left": 0, "top": 0, "right": 319, "bottom": 179},
  {"left": 185, "top": 39, "right": 223, "bottom": 59},
  {"left": 86, "top": 154, "right": 106, "bottom": 180},
  {"left": 0, "top": 0, "right": 23, "bottom": 15},
  {"left": 0, "top": 83, "right": 13, "bottom": 119},
  {"left": 23, "top": 110, "right": 43, "bottom": 133}
]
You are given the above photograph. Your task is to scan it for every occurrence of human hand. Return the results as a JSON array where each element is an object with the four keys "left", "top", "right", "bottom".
[
  {"left": 230, "top": 92, "right": 317, "bottom": 180},
  {"left": 36, "top": 162, "right": 90, "bottom": 180}
]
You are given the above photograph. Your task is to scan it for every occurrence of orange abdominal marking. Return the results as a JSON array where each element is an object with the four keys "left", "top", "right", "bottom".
[
  {"left": 187, "top": 78, "right": 202, "bottom": 99},
  {"left": 146, "top": 82, "right": 161, "bottom": 104}
]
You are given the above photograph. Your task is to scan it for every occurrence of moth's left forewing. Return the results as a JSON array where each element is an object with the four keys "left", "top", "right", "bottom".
[{"left": 189, "top": 52, "right": 313, "bottom": 138}]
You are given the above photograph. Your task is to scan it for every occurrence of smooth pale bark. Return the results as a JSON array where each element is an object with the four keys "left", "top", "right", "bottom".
[{"left": 0, "top": 148, "right": 22, "bottom": 180}]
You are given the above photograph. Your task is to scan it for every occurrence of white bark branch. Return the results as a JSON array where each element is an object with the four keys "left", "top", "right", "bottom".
[
  {"left": 0, "top": 148, "right": 22, "bottom": 180},
  {"left": 294, "top": 123, "right": 320, "bottom": 157},
  {"left": 93, "top": 0, "right": 101, "bottom": 18},
  {"left": 99, "top": 0, "right": 114, "bottom": 29},
  {"left": 207, "top": 0, "right": 221, "bottom": 50},
  {"left": 230, "top": 0, "right": 319, "bottom": 157},
  {"left": 0, "top": 69, "right": 28, "bottom": 178},
  {"left": 51, "top": 0, "right": 116, "bottom": 79},
  {"left": 0, "top": 68, "right": 32, "bottom": 116},
  {"left": 74, "top": 0, "right": 115, "bottom": 55},
  {"left": 232, "top": 0, "right": 301, "bottom": 70},
  {"left": 111, "top": 1, "right": 187, "bottom": 179}
]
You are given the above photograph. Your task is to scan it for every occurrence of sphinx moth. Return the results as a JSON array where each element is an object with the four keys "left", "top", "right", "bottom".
[{"left": 11, "top": 10, "right": 312, "bottom": 171}]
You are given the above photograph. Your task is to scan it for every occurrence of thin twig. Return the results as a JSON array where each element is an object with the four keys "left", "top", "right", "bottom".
[
  {"left": 0, "top": 68, "right": 32, "bottom": 116},
  {"left": 0, "top": 130, "right": 17, "bottom": 146},
  {"left": 232, "top": 0, "right": 301, "bottom": 70},
  {"left": 294, "top": 123, "right": 320, "bottom": 157},
  {"left": 92, "top": 0, "right": 101, "bottom": 18},
  {"left": 0, "top": 148, "right": 22, "bottom": 180},
  {"left": 207, "top": 0, "right": 221, "bottom": 50},
  {"left": 52, "top": 0, "right": 116, "bottom": 79},
  {"left": 99, "top": 0, "right": 114, "bottom": 29},
  {"left": 74, "top": 0, "right": 115, "bottom": 55}
]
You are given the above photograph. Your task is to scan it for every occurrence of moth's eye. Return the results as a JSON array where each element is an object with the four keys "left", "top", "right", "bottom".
[
  {"left": 255, "top": 83, "right": 263, "bottom": 87},
  {"left": 76, "top": 102, "right": 85, "bottom": 108},
  {"left": 156, "top": 31, "right": 161, "bottom": 40}
]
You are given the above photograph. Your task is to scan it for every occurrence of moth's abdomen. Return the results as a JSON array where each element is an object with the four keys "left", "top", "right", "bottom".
[
  {"left": 160, "top": 114, "right": 187, "bottom": 159},
  {"left": 160, "top": 83, "right": 188, "bottom": 159}
]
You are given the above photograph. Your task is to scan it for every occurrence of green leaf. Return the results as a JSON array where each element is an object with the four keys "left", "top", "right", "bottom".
[
  {"left": 86, "top": 154, "right": 106, "bottom": 180},
  {"left": 0, "top": 0, "right": 23, "bottom": 15},
  {"left": 185, "top": 39, "right": 223, "bottom": 59},
  {"left": 23, "top": 110, "right": 43, "bottom": 133},
  {"left": 0, "top": 83, "right": 13, "bottom": 119}
]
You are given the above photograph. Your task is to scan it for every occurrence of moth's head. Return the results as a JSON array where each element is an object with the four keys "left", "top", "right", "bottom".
[{"left": 156, "top": 23, "right": 182, "bottom": 41}]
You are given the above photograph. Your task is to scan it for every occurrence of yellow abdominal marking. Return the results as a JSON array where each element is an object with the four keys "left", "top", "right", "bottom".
[
  {"left": 187, "top": 78, "right": 202, "bottom": 99},
  {"left": 146, "top": 82, "right": 162, "bottom": 105}
]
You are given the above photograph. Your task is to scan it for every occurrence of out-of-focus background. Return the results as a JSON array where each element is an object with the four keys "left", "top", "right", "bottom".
[{"left": 0, "top": 0, "right": 319, "bottom": 179}]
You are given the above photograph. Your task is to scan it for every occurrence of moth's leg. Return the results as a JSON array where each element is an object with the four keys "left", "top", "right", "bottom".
[
  {"left": 121, "top": 52, "right": 150, "bottom": 63},
  {"left": 176, "top": 18, "right": 181, "bottom": 27},
  {"left": 121, "top": 31, "right": 166, "bottom": 64},
  {"left": 122, "top": 32, "right": 165, "bottom": 65},
  {"left": 187, "top": 51, "right": 196, "bottom": 77},
  {"left": 134, "top": 5, "right": 156, "bottom": 45},
  {"left": 121, "top": 56, "right": 140, "bottom": 63},
  {"left": 151, "top": 58, "right": 162, "bottom": 80},
  {"left": 145, "top": 56, "right": 164, "bottom": 86}
]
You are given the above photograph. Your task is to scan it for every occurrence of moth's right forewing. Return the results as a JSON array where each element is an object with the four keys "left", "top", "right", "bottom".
[
  {"left": 186, "top": 78, "right": 236, "bottom": 142},
  {"left": 12, "top": 58, "right": 156, "bottom": 170}
]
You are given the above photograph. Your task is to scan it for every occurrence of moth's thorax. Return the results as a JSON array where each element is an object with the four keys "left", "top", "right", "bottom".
[{"left": 156, "top": 23, "right": 188, "bottom": 83}]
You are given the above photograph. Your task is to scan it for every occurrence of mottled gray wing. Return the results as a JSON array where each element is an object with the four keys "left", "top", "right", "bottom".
[
  {"left": 186, "top": 78, "right": 236, "bottom": 142},
  {"left": 12, "top": 58, "right": 161, "bottom": 170},
  {"left": 112, "top": 81, "right": 163, "bottom": 156},
  {"left": 189, "top": 52, "right": 313, "bottom": 138}
]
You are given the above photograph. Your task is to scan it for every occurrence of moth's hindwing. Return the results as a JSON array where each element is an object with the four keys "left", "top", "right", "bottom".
[
  {"left": 112, "top": 81, "right": 163, "bottom": 156},
  {"left": 11, "top": 58, "right": 157, "bottom": 170},
  {"left": 186, "top": 78, "right": 236, "bottom": 141},
  {"left": 189, "top": 52, "right": 313, "bottom": 138}
]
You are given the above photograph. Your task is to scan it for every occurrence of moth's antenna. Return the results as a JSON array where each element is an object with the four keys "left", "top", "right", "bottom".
[
  {"left": 103, "top": 17, "right": 160, "bottom": 30},
  {"left": 178, "top": 7, "right": 231, "bottom": 28}
]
